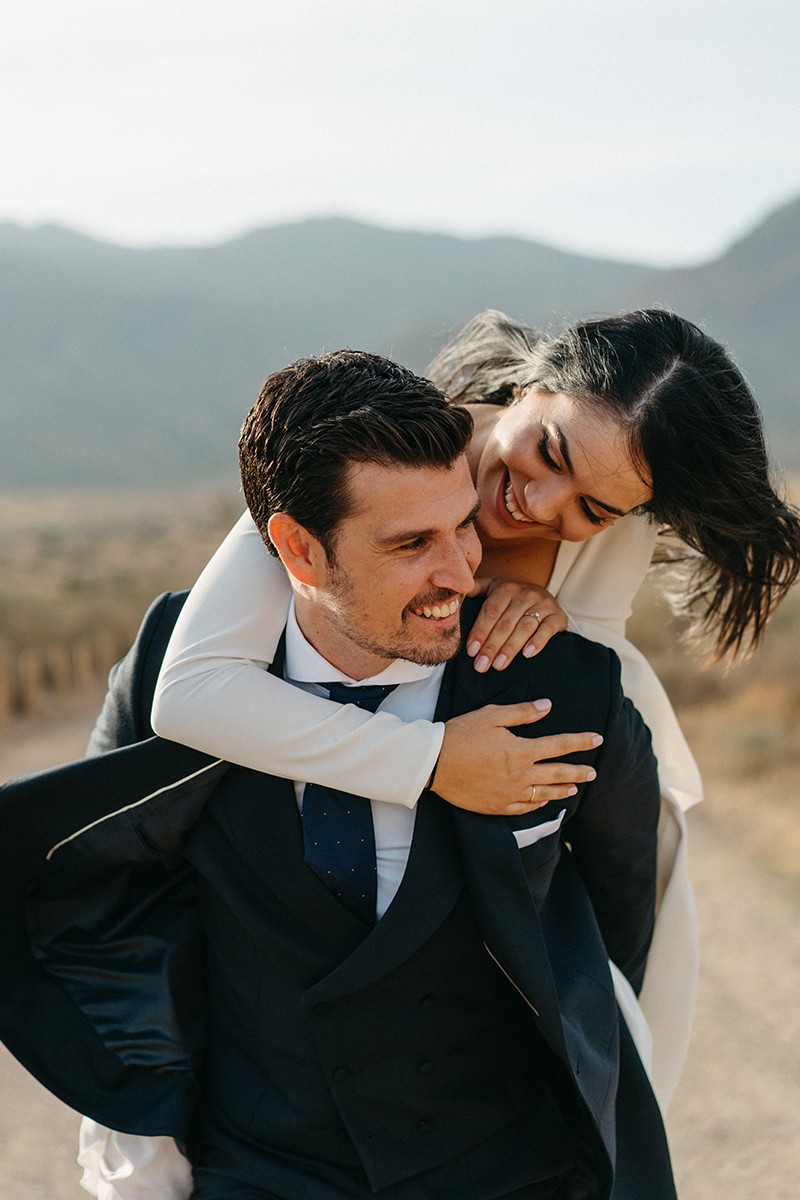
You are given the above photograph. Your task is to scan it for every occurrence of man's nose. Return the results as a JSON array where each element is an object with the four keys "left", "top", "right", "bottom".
[{"left": 430, "top": 535, "right": 479, "bottom": 594}]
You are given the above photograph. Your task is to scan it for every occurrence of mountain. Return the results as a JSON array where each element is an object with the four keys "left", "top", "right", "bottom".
[{"left": 1, "top": 206, "right": 798, "bottom": 487}]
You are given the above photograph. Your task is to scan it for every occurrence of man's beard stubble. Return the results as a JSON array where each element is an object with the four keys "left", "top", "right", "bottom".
[{"left": 325, "top": 574, "right": 464, "bottom": 668}]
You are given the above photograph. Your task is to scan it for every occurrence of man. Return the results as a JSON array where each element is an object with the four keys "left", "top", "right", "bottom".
[{"left": 0, "top": 352, "right": 674, "bottom": 1198}]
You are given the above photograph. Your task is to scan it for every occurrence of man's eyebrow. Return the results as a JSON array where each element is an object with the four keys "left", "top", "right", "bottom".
[
  {"left": 463, "top": 497, "right": 482, "bottom": 525},
  {"left": 554, "top": 424, "right": 629, "bottom": 518},
  {"left": 376, "top": 525, "right": 435, "bottom": 547},
  {"left": 377, "top": 497, "right": 482, "bottom": 547}
]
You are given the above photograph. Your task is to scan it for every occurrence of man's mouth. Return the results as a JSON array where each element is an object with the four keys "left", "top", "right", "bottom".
[
  {"left": 410, "top": 598, "right": 461, "bottom": 621},
  {"left": 504, "top": 475, "right": 535, "bottom": 523}
]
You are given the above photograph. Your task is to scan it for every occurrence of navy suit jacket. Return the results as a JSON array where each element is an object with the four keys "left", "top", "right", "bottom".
[{"left": 0, "top": 591, "right": 673, "bottom": 1199}]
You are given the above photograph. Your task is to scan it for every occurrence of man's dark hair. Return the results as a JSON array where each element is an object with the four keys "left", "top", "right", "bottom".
[{"left": 239, "top": 350, "right": 474, "bottom": 559}]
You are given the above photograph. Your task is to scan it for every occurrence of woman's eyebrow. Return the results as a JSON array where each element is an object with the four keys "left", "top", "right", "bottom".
[{"left": 554, "top": 424, "right": 628, "bottom": 518}]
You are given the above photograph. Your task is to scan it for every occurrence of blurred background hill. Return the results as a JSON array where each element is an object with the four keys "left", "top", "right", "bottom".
[{"left": 2, "top": 195, "right": 800, "bottom": 488}]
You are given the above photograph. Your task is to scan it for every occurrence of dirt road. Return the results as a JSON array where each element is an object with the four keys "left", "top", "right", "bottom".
[{"left": 1, "top": 701, "right": 798, "bottom": 1199}]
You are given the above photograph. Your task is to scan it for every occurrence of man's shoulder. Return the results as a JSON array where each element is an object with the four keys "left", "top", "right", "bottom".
[
  {"left": 532, "top": 627, "right": 619, "bottom": 678},
  {"left": 135, "top": 590, "right": 190, "bottom": 658},
  {"left": 452, "top": 601, "right": 621, "bottom": 734},
  {"left": 459, "top": 597, "right": 619, "bottom": 685},
  {"left": 503, "top": 629, "right": 620, "bottom": 711},
  {"left": 87, "top": 590, "right": 190, "bottom": 754}
]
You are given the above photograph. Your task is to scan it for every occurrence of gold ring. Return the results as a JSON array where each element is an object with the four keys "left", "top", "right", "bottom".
[{"left": 529, "top": 784, "right": 537, "bottom": 804}]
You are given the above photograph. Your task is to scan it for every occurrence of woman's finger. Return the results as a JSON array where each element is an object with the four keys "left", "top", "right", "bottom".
[
  {"left": 491, "top": 609, "right": 568, "bottom": 668},
  {"left": 465, "top": 589, "right": 529, "bottom": 660},
  {"left": 466, "top": 579, "right": 567, "bottom": 671},
  {"left": 471, "top": 600, "right": 567, "bottom": 672},
  {"left": 433, "top": 704, "right": 601, "bottom": 815},
  {"left": 520, "top": 610, "right": 568, "bottom": 659},
  {"left": 502, "top": 761, "right": 599, "bottom": 813}
]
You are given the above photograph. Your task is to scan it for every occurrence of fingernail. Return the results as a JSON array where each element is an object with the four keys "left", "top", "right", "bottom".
[
  {"left": 492, "top": 654, "right": 507, "bottom": 669},
  {"left": 533, "top": 698, "right": 551, "bottom": 711},
  {"left": 591, "top": 735, "right": 603, "bottom": 746},
  {"left": 467, "top": 641, "right": 481, "bottom": 657},
  {"left": 475, "top": 655, "right": 490, "bottom": 673},
  {"left": 522, "top": 643, "right": 537, "bottom": 657},
  {"left": 567, "top": 786, "right": 578, "bottom": 796},
  {"left": 586, "top": 769, "right": 597, "bottom": 780}
]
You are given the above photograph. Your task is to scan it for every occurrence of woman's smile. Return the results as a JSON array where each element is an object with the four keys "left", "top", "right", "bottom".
[{"left": 471, "top": 390, "right": 652, "bottom": 546}]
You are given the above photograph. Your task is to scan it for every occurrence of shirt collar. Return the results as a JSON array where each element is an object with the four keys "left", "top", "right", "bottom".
[{"left": 285, "top": 598, "right": 439, "bottom": 687}]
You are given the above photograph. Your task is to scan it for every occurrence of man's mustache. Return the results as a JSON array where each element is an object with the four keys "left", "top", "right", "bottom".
[{"left": 405, "top": 589, "right": 462, "bottom": 613}]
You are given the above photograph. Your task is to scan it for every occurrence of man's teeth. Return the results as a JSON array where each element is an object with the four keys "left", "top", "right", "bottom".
[
  {"left": 412, "top": 599, "right": 461, "bottom": 620},
  {"left": 505, "top": 480, "right": 535, "bottom": 522}
]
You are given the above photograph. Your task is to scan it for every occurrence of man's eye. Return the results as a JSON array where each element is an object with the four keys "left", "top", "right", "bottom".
[{"left": 398, "top": 537, "right": 426, "bottom": 551}]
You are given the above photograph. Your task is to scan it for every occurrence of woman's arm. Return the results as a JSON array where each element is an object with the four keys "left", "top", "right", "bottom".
[
  {"left": 152, "top": 512, "right": 441, "bottom": 806},
  {"left": 153, "top": 513, "right": 599, "bottom": 812}
]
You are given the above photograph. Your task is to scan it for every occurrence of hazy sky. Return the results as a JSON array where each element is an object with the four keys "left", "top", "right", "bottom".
[{"left": 4, "top": 0, "right": 799, "bottom": 265}]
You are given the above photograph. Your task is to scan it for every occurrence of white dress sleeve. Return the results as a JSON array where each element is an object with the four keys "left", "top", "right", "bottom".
[
  {"left": 78, "top": 1120, "right": 192, "bottom": 1199},
  {"left": 551, "top": 513, "right": 701, "bottom": 1113},
  {"left": 151, "top": 512, "right": 443, "bottom": 807},
  {"left": 551, "top": 513, "right": 703, "bottom": 812}
]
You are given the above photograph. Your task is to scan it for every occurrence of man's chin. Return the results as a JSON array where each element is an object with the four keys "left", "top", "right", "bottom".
[{"left": 401, "top": 626, "right": 463, "bottom": 666}]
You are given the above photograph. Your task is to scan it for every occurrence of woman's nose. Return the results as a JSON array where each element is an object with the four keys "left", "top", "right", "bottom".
[{"left": 523, "top": 477, "right": 567, "bottom": 524}]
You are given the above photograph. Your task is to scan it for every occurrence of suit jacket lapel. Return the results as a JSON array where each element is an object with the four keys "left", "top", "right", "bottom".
[
  {"left": 220, "top": 768, "right": 376, "bottom": 952},
  {"left": 436, "top": 642, "right": 570, "bottom": 1059},
  {"left": 438, "top": 630, "right": 622, "bottom": 1155},
  {"left": 307, "top": 791, "right": 463, "bottom": 1002}
]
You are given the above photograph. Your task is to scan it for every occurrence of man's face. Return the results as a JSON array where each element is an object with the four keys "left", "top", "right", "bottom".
[{"left": 297, "top": 456, "right": 482, "bottom": 679}]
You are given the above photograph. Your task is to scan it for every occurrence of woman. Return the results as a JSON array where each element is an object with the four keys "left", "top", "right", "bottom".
[{"left": 149, "top": 308, "right": 800, "bottom": 1109}]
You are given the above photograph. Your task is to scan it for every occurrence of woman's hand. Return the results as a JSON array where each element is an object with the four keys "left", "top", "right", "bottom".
[
  {"left": 431, "top": 700, "right": 601, "bottom": 815},
  {"left": 466, "top": 579, "right": 568, "bottom": 672}
]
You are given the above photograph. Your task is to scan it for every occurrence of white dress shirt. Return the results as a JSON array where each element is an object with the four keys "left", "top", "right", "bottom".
[{"left": 283, "top": 599, "right": 444, "bottom": 919}]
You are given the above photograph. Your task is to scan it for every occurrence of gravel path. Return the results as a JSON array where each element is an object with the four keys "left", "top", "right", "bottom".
[{"left": 1, "top": 702, "right": 798, "bottom": 1198}]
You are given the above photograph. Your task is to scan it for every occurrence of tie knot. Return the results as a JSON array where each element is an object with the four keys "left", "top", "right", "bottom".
[{"left": 325, "top": 682, "right": 397, "bottom": 713}]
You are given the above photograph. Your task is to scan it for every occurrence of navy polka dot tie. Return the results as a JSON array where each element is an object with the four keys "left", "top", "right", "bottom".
[{"left": 302, "top": 682, "right": 397, "bottom": 925}]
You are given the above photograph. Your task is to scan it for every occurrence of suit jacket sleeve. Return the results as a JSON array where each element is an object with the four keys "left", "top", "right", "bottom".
[
  {"left": 76, "top": 590, "right": 199, "bottom": 1199},
  {"left": 86, "top": 591, "right": 189, "bottom": 756},
  {"left": 565, "top": 652, "right": 660, "bottom": 995}
]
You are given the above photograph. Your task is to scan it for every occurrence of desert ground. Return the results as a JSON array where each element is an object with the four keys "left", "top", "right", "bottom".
[{"left": 1, "top": 690, "right": 798, "bottom": 1199}]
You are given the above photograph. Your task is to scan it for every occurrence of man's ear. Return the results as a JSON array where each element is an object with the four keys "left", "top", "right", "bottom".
[{"left": 267, "top": 512, "right": 327, "bottom": 586}]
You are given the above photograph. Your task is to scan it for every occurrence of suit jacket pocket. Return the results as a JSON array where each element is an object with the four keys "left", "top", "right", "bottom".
[
  {"left": 517, "top": 815, "right": 565, "bottom": 906},
  {"left": 513, "top": 808, "right": 566, "bottom": 850}
]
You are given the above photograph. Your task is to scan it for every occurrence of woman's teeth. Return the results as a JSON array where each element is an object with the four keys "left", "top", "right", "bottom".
[
  {"left": 412, "top": 599, "right": 461, "bottom": 620},
  {"left": 505, "top": 480, "right": 535, "bottom": 522}
]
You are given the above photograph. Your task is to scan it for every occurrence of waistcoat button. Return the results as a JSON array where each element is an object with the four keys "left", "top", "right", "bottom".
[
  {"left": 332, "top": 1066, "right": 351, "bottom": 1082},
  {"left": 418, "top": 993, "right": 436, "bottom": 1010},
  {"left": 417, "top": 1059, "right": 434, "bottom": 1075},
  {"left": 313, "top": 1002, "right": 332, "bottom": 1016}
]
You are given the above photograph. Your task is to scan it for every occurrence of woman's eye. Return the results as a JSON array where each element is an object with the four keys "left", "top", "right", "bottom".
[
  {"left": 579, "top": 499, "right": 609, "bottom": 527},
  {"left": 538, "top": 434, "right": 560, "bottom": 471}
]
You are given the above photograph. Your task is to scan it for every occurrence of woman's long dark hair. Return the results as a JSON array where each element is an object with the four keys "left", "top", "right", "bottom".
[{"left": 429, "top": 308, "right": 800, "bottom": 660}]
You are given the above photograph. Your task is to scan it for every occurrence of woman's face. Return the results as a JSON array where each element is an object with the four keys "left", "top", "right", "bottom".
[{"left": 472, "top": 389, "right": 652, "bottom": 545}]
